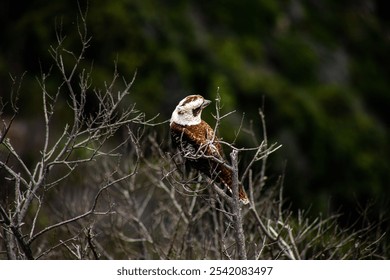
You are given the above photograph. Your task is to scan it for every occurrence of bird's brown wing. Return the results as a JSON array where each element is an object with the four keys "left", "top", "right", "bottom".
[
  {"left": 201, "top": 121, "right": 249, "bottom": 204},
  {"left": 170, "top": 121, "right": 249, "bottom": 204},
  {"left": 201, "top": 120, "right": 224, "bottom": 159}
]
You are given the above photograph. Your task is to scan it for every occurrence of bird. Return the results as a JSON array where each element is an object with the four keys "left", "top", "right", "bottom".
[{"left": 170, "top": 94, "right": 249, "bottom": 205}]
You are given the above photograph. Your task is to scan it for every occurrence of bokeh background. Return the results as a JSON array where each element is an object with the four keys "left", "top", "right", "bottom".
[{"left": 1, "top": 0, "right": 389, "bottom": 234}]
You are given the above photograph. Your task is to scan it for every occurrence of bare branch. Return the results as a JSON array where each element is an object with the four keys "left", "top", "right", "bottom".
[{"left": 230, "top": 150, "right": 247, "bottom": 259}]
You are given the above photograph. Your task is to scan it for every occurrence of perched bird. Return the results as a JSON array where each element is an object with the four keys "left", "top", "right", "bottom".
[{"left": 170, "top": 94, "right": 249, "bottom": 204}]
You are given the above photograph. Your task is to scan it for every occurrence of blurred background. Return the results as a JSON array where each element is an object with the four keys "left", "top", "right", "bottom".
[{"left": 0, "top": 0, "right": 389, "bottom": 231}]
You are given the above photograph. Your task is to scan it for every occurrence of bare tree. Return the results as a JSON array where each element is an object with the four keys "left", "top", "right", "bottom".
[
  {"left": 156, "top": 92, "right": 385, "bottom": 260},
  {"left": 0, "top": 10, "right": 386, "bottom": 260},
  {"left": 0, "top": 11, "right": 148, "bottom": 259}
]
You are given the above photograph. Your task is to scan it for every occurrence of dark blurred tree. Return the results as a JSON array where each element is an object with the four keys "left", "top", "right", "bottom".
[{"left": 0, "top": 0, "right": 389, "bottom": 231}]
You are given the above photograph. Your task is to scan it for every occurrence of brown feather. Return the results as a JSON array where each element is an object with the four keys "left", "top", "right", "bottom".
[{"left": 170, "top": 120, "right": 249, "bottom": 204}]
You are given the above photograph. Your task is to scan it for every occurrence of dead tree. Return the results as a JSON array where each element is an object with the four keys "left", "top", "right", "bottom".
[
  {"left": 1, "top": 10, "right": 385, "bottom": 260},
  {"left": 0, "top": 11, "right": 148, "bottom": 259}
]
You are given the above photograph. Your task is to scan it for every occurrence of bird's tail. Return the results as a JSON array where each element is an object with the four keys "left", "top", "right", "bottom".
[
  {"left": 215, "top": 163, "right": 250, "bottom": 205},
  {"left": 238, "top": 184, "right": 250, "bottom": 205}
]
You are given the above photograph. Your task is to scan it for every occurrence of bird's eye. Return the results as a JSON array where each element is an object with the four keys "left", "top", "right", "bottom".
[
  {"left": 178, "top": 110, "right": 184, "bottom": 115},
  {"left": 192, "top": 107, "right": 201, "bottom": 117}
]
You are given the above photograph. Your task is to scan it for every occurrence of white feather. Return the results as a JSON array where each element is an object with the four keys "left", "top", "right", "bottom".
[{"left": 170, "top": 95, "right": 205, "bottom": 126}]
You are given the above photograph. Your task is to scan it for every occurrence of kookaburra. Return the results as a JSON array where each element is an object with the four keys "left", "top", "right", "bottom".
[{"left": 170, "top": 94, "right": 249, "bottom": 204}]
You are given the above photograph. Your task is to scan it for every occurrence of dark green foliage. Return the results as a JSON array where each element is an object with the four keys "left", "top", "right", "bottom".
[{"left": 0, "top": 0, "right": 389, "bottom": 257}]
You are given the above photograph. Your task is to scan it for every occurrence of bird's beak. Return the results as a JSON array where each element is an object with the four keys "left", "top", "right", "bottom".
[{"left": 201, "top": 99, "right": 211, "bottom": 108}]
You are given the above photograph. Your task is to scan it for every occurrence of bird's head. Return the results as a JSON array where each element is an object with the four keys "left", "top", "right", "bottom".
[{"left": 170, "top": 95, "right": 211, "bottom": 126}]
